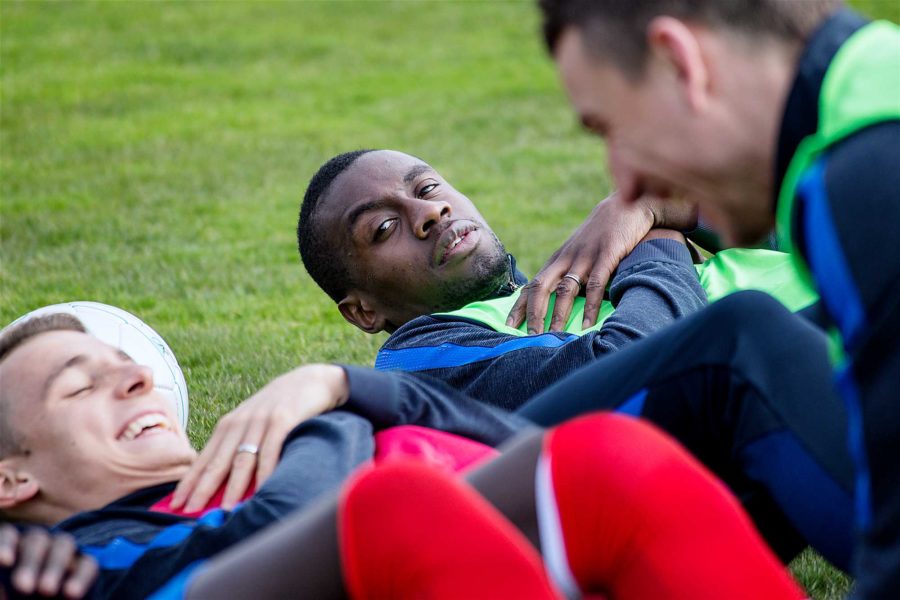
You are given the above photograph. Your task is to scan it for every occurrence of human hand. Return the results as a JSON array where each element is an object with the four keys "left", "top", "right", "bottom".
[
  {"left": 506, "top": 193, "right": 696, "bottom": 333},
  {"left": 170, "top": 364, "right": 349, "bottom": 513},
  {"left": 0, "top": 524, "right": 98, "bottom": 599}
]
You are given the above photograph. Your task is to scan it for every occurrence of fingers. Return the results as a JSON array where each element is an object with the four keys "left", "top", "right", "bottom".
[
  {"left": 63, "top": 555, "right": 99, "bottom": 600},
  {"left": 547, "top": 275, "right": 579, "bottom": 332},
  {"left": 512, "top": 260, "right": 570, "bottom": 334},
  {"left": 221, "top": 417, "right": 267, "bottom": 510},
  {"left": 255, "top": 418, "right": 293, "bottom": 487},
  {"left": 582, "top": 262, "right": 614, "bottom": 329},
  {"left": 171, "top": 411, "right": 240, "bottom": 511},
  {"left": 171, "top": 427, "right": 224, "bottom": 511},
  {"left": 182, "top": 418, "right": 248, "bottom": 513},
  {"left": 0, "top": 528, "right": 95, "bottom": 599},
  {"left": 523, "top": 275, "right": 555, "bottom": 335},
  {"left": 504, "top": 290, "right": 530, "bottom": 329},
  {"left": 0, "top": 524, "right": 17, "bottom": 567},
  {"left": 36, "top": 533, "right": 76, "bottom": 597},
  {"left": 10, "top": 528, "right": 50, "bottom": 595}
]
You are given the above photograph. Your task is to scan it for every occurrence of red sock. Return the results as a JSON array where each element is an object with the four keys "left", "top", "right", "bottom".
[
  {"left": 339, "top": 461, "right": 563, "bottom": 600},
  {"left": 537, "top": 413, "right": 805, "bottom": 600}
]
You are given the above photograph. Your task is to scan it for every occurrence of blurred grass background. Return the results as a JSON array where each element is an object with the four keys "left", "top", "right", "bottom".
[{"left": 3, "top": 1, "right": 894, "bottom": 596}]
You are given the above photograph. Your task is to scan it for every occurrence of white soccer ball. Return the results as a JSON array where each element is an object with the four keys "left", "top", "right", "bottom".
[{"left": 3, "top": 302, "right": 189, "bottom": 430}]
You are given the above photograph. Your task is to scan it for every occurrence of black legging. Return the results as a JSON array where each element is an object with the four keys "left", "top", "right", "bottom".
[{"left": 517, "top": 291, "right": 854, "bottom": 571}]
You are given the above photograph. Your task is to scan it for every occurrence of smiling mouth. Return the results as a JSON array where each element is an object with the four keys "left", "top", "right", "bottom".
[
  {"left": 118, "top": 413, "right": 172, "bottom": 441},
  {"left": 434, "top": 222, "right": 478, "bottom": 266}
]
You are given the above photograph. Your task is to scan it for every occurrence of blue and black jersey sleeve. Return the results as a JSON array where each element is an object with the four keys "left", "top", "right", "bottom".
[
  {"left": 340, "top": 365, "right": 532, "bottom": 447},
  {"left": 375, "top": 239, "right": 707, "bottom": 410}
]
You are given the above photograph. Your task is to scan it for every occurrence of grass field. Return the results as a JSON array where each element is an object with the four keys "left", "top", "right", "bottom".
[{"left": 3, "top": 1, "right": 895, "bottom": 597}]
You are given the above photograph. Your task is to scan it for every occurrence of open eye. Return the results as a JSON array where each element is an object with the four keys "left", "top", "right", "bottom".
[
  {"left": 373, "top": 218, "right": 397, "bottom": 242},
  {"left": 418, "top": 182, "right": 439, "bottom": 198}
]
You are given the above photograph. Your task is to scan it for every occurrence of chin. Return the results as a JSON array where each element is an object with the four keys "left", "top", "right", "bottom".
[{"left": 724, "top": 218, "right": 776, "bottom": 248}]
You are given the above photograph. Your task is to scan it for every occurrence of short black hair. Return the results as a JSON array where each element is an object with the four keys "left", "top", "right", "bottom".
[{"left": 297, "top": 149, "right": 376, "bottom": 303}]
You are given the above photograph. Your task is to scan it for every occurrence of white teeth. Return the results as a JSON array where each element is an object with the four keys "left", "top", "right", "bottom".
[
  {"left": 449, "top": 235, "right": 463, "bottom": 250},
  {"left": 121, "top": 413, "right": 170, "bottom": 441}
]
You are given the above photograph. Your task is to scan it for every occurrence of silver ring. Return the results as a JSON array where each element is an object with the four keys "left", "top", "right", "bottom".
[
  {"left": 562, "top": 273, "right": 584, "bottom": 289},
  {"left": 236, "top": 443, "right": 259, "bottom": 456}
]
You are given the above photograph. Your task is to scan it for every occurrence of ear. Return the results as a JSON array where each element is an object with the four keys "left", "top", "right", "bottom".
[
  {"left": 0, "top": 461, "right": 39, "bottom": 510},
  {"left": 338, "top": 293, "right": 388, "bottom": 334},
  {"left": 646, "top": 16, "right": 710, "bottom": 112}
]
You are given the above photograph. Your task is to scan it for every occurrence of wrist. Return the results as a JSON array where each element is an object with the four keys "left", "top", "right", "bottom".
[
  {"left": 640, "top": 228, "right": 686, "bottom": 244},
  {"left": 312, "top": 364, "right": 350, "bottom": 409},
  {"left": 288, "top": 364, "right": 350, "bottom": 410},
  {"left": 644, "top": 196, "right": 699, "bottom": 231},
  {"left": 636, "top": 195, "right": 664, "bottom": 228}
]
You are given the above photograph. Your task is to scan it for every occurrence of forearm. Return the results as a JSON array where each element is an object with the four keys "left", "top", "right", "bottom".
[
  {"left": 340, "top": 366, "right": 531, "bottom": 446},
  {"left": 595, "top": 238, "right": 707, "bottom": 348}
]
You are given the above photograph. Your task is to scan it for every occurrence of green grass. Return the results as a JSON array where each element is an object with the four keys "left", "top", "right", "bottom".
[
  {"left": 3, "top": 1, "right": 895, "bottom": 597},
  {"left": 1, "top": 0, "right": 604, "bottom": 439}
]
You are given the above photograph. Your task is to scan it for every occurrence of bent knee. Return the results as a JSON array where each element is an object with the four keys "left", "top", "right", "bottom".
[{"left": 703, "top": 291, "right": 801, "bottom": 341}]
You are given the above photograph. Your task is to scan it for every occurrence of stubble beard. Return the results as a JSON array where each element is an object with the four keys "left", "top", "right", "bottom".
[{"left": 431, "top": 232, "right": 511, "bottom": 312}]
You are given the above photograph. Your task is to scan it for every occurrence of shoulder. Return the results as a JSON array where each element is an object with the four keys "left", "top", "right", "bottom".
[
  {"left": 823, "top": 120, "right": 900, "bottom": 206},
  {"left": 382, "top": 314, "right": 498, "bottom": 351}
]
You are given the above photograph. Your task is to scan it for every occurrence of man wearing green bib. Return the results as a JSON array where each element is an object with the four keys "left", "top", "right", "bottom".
[
  {"left": 298, "top": 149, "right": 817, "bottom": 407},
  {"left": 298, "top": 149, "right": 857, "bottom": 569},
  {"left": 537, "top": 0, "right": 899, "bottom": 595}
]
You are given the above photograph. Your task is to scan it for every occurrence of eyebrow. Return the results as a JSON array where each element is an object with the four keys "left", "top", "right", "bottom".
[
  {"left": 346, "top": 163, "right": 435, "bottom": 230},
  {"left": 403, "top": 163, "right": 432, "bottom": 184},
  {"left": 42, "top": 354, "right": 88, "bottom": 401},
  {"left": 347, "top": 199, "right": 388, "bottom": 230},
  {"left": 40, "top": 350, "right": 133, "bottom": 401}
]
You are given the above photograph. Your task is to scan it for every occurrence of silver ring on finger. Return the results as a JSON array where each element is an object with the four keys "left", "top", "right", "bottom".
[
  {"left": 236, "top": 443, "right": 259, "bottom": 456},
  {"left": 562, "top": 273, "right": 584, "bottom": 290}
]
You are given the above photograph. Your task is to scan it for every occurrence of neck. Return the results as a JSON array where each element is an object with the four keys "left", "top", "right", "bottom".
[
  {"left": 491, "top": 255, "right": 519, "bottom": 297},
  {"left": 708, "top": 33, "right": 801, "bottom": 208},
  {"left": 11, "top": 466, "right": 190, "bottom": 527}
]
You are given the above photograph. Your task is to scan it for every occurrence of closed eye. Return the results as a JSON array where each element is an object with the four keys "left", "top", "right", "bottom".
[{"left": 66, "top": 384, "right": 94, "bottom": 398}]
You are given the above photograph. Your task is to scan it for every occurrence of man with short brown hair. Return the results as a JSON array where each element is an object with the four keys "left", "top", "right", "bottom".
[{"left": 535, "top": 0, "right": 900, "bottom": 595}]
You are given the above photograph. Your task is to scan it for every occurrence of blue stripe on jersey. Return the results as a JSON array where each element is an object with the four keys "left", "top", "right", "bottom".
[
  {"left": 797, "top": 158, "right": 867, "bottom": 351},
  {"left": 82, "top": 509, "right": 228, "bottom": 569},
  {"left": 615, "top": 389, "right": 647, "bottom": 417},
  {"left": 740, "top": 428, "right": 854, "bottom": 571},
  {"left": 149, "top": 560, "right": 207, "bottom": 600},
  {"left": 837, "top": 363, "right": 872, "bottom": 530},
  {"left": 798, "top": 157, "right": 872, "bottom": 531},
  {"left": 375, "top": 334, "right": 579, "bottom": 372}
]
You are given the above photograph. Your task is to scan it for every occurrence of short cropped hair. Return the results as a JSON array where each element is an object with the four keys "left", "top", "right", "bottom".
[
  {"left": 539, "top": 0, "right": 841, "bottom": 77},
  {"left": 0, "top": 313, "right": 87, "bottom": 458},
  {"left": 297, "top": 150, "right": 375, "bottom": 303}
]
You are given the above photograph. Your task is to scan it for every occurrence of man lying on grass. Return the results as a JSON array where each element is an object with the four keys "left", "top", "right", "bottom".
[
  {"left": 0, "top": 311, "right": 826, "bottom": 599},
  {"left": 294, "top": 149, "right": 853, "bottom": 568},
  {"left": 1, "top": 306, "right": 851, "bottom": 596},
  {"left": 296, "top": 149, "right": 817, "bottom": 408}
]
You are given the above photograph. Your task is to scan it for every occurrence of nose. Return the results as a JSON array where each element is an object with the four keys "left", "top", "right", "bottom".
[
  {"left": 411, "top": 199, "right": 451, "bottom": 239},
  {"left": 114, "top": 363, "right": 154, "bottom": 399}
]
